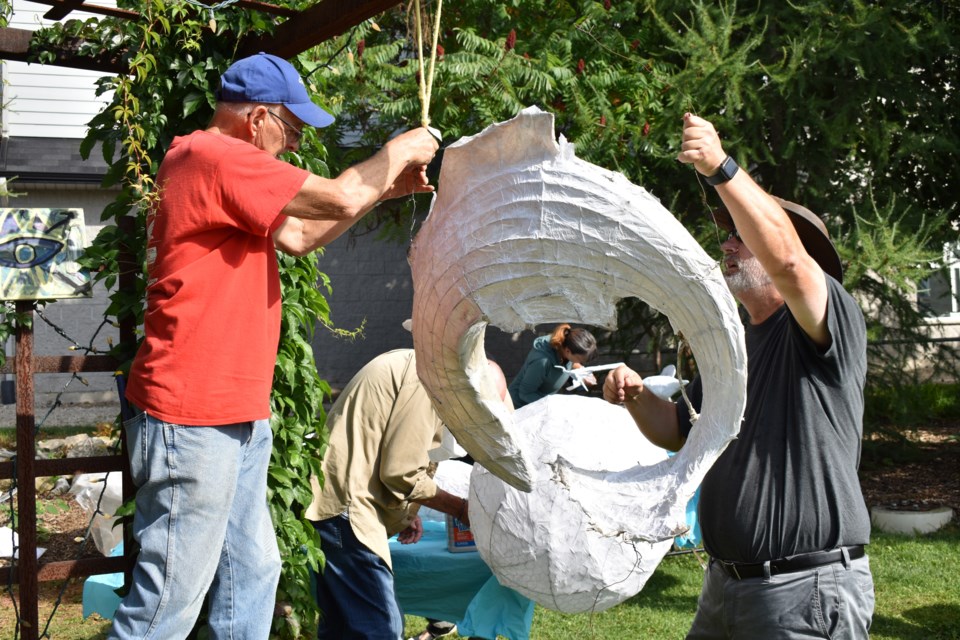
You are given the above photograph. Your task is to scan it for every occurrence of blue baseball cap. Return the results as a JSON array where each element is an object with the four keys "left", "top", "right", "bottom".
[{"left": 218, "top": 52, "right": 334, "bottom": 128}]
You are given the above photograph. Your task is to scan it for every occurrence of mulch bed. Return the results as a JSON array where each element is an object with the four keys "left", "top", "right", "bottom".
[
  {"left": 859, "top": 421, "right": 960, "bottom": 516},
  {"left": 1, "top": 491, "right": 105, "bottom": 567}
]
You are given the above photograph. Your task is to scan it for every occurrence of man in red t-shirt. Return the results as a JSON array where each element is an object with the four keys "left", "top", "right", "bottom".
[{"left": 110, "top": 52, "right": 438, "bottom": 640}]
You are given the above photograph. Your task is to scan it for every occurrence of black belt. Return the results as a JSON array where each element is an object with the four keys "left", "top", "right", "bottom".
[{"left": 713, "top": 545, "right": 865, "bottom": 580}]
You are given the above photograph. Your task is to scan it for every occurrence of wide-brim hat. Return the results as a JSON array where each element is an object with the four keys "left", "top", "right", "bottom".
[
  {"left": 217, "top": 52, "right": 334, "bottom": 128},
  {"left": 709, "top": 197, "right": 843, "bottom": 282}
]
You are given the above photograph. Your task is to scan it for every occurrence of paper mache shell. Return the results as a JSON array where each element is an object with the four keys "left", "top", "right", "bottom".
[{"left": 408, "top": 106, "right": 747, "bottom": 609}]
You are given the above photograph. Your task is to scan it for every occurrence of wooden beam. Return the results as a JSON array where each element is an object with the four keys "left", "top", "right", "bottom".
[
  {"left": 0, "top": 455, "right": 124, "bottom": 482},
  {"left": 0, "top": 1, "right": 396, "bottom": 74},
  {"left": 238, "top": 0, "right": 400, "bottom": 59},
  {"left": 0, "top": 555, "right": 128, "bottom": 583},
  {"left": 0, "top": 354, "right": 119, "bottom": 375},
  {"left": 225, "top": 0, "right": 299, "bottom": 18},
  {"left": 36, "top": 0, "right": 138, "bottom": 21},
  {"left": 14, "top": 301, "right": 40, "bottom": 640},
  {"left": 42, "top": 0, "right": 86, "bottom": 22},
  {"left": 29, "top": 0, "right": 297, "bottom": 21},
  {"left": 0, "top": 26, "right": 34, "bottom": 58},
  {"left": 0, "top": 27, "right": 127, "bottom": 74}
]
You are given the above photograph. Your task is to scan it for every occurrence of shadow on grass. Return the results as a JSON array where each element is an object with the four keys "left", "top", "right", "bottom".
[
  {"left": 618, "top": 562, "right": 701, "bottom": 613},
  {"left": 873, "top": 603, "right": 960, "bottom": 640}
]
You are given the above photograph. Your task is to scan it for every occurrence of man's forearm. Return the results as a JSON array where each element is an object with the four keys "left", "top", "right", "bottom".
[
  {"left": 625, "top": 389, "right": 685, "bottom": 452},
  {"left": 415, "top": 488, "right": 469, "bottom": 523}
]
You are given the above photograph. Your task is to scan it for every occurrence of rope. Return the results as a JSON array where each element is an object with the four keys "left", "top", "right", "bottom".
[
  {"left": 407, "top": 0, "right": 443, "bottom": 241},
  {"left": 413, "top": 3, "right": 426, "bottom": 126},
  {"left": 423, "top": 0, "right": 443, "bottom": 125},
  {"left": 413, "top": 0, "right": 443, "bottom": 128}
]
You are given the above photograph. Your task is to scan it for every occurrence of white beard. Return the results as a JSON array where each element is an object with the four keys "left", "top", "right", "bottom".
[{"left": 724, "top": 255, "right": 772, "bottom": 295}]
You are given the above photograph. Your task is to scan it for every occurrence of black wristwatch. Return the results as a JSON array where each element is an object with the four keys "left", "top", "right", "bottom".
[{"left": 703, "top": 155, "right": 739, "bottom": 186}]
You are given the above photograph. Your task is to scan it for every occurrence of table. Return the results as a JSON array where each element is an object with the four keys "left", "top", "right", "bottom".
[
  {"left": 390, "top": 520, "right": 534, "bottom": 640},
  {"left": 81, "top": 543, "right": 123, "bottom": 620}
]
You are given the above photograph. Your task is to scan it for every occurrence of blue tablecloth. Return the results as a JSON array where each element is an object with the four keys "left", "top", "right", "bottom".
[
  {"left": 390, "top": 520, "right": 534, "bottom": 640},
  {"left": 81, "top": 543, "right": 123, "bottom": 620}
]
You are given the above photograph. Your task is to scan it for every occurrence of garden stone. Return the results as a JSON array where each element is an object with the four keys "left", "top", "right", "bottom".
[{"left": 66, "top": 436, "right": 111, "bottom": 459}]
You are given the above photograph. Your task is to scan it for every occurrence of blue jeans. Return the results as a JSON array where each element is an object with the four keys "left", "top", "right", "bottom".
[
  {"left": 109, "top": 413, "right": 281, "bottom": 640},
  {"left": 312, "top": 514, "right": 404, "bottom": 640},
  {"left": 687, "top": 554, "right": 874, "bottom": 639}
]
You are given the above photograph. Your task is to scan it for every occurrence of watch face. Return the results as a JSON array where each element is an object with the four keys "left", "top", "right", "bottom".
[
  {"left": 720, "top": 156, "right": 736, "bottom": 179},
  {"left": 706, "top": 156, "right": 738, "bottom": 186}
]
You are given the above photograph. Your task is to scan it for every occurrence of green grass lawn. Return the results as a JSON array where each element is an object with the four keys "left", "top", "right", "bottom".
[
  {"left": 868, "top": 525, "right": 960, "bottom": 640},
  {"left": 404, "top": 525, "right": 960, "bottom": 639}
]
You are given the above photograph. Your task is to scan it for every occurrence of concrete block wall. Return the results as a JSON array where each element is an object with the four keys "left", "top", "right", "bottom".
[
  {"left": 311, "top": 234, "right": 415, "bottom": 390},
  {"left": 311, "top": 233, "right": 540, "bottom": 392}
]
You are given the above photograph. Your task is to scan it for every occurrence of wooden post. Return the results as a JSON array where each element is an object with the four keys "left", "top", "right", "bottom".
[{"left": 14, "top": 299, "right": 38, "bottom": 640}]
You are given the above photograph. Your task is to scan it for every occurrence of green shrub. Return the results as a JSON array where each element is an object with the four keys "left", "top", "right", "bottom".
[{"left": 865, "top": 382, "right": 960, "bottom": 430}]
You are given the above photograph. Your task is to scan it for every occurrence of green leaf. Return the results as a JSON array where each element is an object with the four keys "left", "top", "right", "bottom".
[{"left": 182, "top": 90, "right": 205, "bottom": 118}]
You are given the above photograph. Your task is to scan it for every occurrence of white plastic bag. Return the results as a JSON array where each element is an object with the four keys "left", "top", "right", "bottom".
[{"left": 71, "top": 472, "right": 123, "bottom": 556}]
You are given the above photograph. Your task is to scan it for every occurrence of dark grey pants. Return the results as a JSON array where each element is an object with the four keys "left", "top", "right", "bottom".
[{"left": 687, "top": 555, "right": 874, "bottom": 639}]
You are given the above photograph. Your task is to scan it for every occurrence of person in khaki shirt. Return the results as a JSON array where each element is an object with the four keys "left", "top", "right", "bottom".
[{"left": 307, "top": 349, "right": 508, "bottom": 639}]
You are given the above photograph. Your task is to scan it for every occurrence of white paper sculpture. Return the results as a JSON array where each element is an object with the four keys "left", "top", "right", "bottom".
[
  {"left": 408, "top": 106, "right": 746, "bottom": 605},
  {"left": 470, "top": 395, "right": 674, "bottom": 612}
]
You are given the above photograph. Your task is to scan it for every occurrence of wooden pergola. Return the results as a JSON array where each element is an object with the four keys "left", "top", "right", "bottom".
[
  {"left": 0, "top": 3, "right": 401, "bottom": 639},
  {"left": 0, "top": 0, "right": 400, "bottom": 73}
]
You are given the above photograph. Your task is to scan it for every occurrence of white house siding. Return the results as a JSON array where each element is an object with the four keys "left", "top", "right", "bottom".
[
  {"left": 0, "top": 69, "right": 111, "bottom": 138},
  {"left": 1, "top": 0, "right": 117, "bottom": 139}
]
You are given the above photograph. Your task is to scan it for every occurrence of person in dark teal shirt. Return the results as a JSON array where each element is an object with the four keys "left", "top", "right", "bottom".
[{"left": 508, "top": 324, "right": 598, "bottom": 408}]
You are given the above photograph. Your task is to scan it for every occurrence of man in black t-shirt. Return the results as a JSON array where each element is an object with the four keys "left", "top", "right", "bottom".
[{"left": 604, "top": 114, "right": 874, "bottom": 639}]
